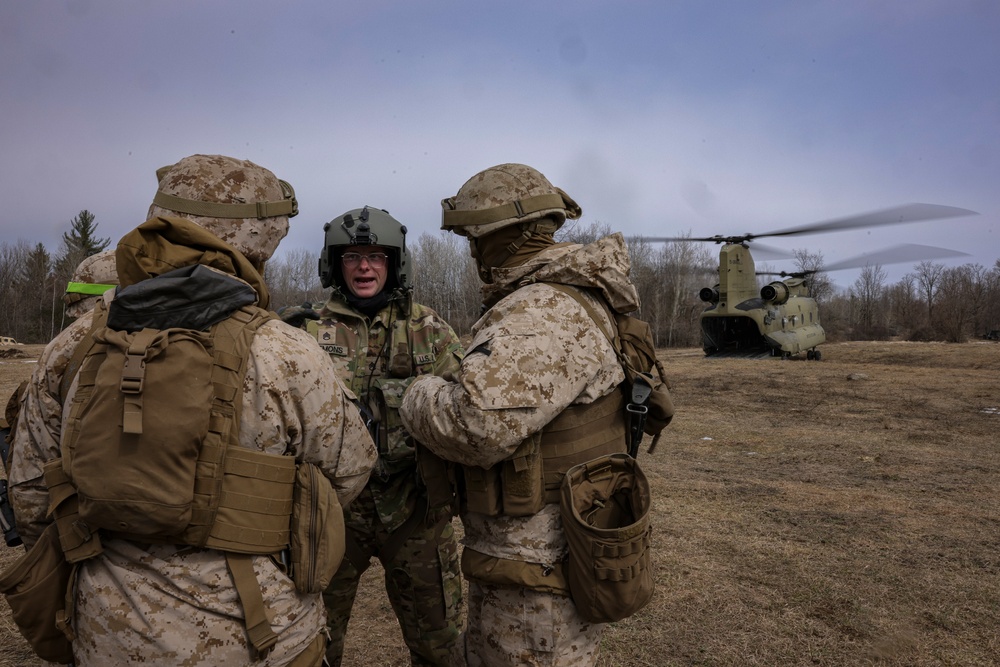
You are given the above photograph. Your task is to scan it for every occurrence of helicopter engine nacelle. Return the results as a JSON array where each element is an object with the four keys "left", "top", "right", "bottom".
[
  {"left": 699, "top": 287, "right": 720, "bottom": 303},
  {"left": 761, "top": 281, "right": 790, "bottom": 304}
]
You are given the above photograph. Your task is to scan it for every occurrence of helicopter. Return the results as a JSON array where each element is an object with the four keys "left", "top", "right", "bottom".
[{"left": 644, "top": 203, "right": 977, "bottom": 360}]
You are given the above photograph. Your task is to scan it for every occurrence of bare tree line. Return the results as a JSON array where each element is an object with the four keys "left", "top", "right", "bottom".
[{"left": 4, "top": 217, "right": 999, "bottom": 346}]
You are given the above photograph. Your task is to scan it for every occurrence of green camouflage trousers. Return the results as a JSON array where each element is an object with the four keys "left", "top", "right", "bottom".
[{"left": 323, "top": 491, "right": 463, "bottom": 666}]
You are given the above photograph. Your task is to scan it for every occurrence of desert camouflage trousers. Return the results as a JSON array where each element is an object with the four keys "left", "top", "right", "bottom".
[
  {"left": 322, "top": 490, "right": 463, "bottom": 666},
  {"left": 463, "top": 581, "right": 605, "bottom": 667},
  {"left": 71, "top": 540, "right": 327, "bottom": 667}
]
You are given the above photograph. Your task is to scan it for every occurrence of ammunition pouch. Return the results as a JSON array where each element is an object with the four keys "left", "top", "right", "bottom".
[
  {"left": 415, "top": 443, "right": 459, "bottom": 516},
  {"left": 460, "top": 389, "right": 627, "bottom": 517},
  {"left": 369, "top": 376, "right": 416, "bottom": 479}
]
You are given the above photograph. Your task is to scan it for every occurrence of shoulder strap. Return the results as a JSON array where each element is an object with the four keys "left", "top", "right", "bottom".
[
  {"left": 58, "top": 299, "right": 111, "bottom": 405},
  {"left": 543, "top": 283, "right": 656, "bottom": 457}
]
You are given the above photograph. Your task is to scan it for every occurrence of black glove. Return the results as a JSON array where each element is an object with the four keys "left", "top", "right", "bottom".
[{"left": 278, "top": 302, "right": 320, "bottom": 328}]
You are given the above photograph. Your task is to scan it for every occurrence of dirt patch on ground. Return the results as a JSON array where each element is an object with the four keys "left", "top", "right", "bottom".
[{"left": 1, "top": 341, "right": 998, "bottom": 666}]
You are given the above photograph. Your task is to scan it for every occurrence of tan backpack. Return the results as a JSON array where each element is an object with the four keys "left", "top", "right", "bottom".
[{"left": 2, "top": 264, "right": 345, "bottom": 661}]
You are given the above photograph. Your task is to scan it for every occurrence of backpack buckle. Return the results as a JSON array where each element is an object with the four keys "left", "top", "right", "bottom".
[{"left": 120, "top": 353, "right": 146, "bottom": 394}]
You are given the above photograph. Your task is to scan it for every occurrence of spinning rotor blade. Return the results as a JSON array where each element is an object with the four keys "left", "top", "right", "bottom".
[
  {"left": 634, "top": 202, "right": 976, "bottom": 247},
  {"left": 758, "top": 243, "right": 972, "bottom": 279},
  {"left": 822, "top": 243, "right": 971, "bottom": 272},
  {"left": 753, "top": 203, "right": 977, "bottom": 240}
]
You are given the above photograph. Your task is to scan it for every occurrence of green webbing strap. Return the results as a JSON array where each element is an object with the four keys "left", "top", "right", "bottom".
[
  {"left": 151, "top": 179, "right": 298, "bottom": 219},
  {"left": 441, "top": 193, "right": 567, "bottom": 229},
  {"left": 65, "top": 282, "right": 116, "bottom": 296},
  {"left": 225, "top": 552, "right": 279, "bottom": 657}
]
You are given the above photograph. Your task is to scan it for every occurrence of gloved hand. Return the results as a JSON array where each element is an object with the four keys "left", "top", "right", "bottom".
[{"left": 278, "top": 302, "right": 320, "bottom": 328}]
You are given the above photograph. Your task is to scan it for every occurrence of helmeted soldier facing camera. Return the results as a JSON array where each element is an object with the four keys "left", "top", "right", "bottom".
[{"left": 283, "top": 206, "right": 465, "bottom": 666}]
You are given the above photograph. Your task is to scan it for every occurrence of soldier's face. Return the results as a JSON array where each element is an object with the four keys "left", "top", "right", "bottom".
[{"left": 341, "top": 245, "right": 389, "bottom": 299}]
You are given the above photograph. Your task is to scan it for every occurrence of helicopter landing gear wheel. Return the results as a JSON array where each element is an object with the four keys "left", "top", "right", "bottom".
[
  {"left": 807, "top": 350, "right": 814, "bottom": 360},
  {"left": 813, "top": 349, "right": 822, "bottom": 361}
]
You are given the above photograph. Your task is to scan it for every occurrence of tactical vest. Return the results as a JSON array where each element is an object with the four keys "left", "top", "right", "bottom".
[
  {"left": 460, "top": 283, "right": 631, "bottom": 518},
  {"left": 307, "top": 300, "right": 437, "bottom": 479},
  {"left": 45, "top": 298, "right": 297, "bottom": 657}
]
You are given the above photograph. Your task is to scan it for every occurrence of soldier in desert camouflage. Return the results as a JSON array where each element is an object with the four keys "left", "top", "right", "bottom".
[
  {"left": 281, "top": 206, "right": 464, "bottom": 666},
  {"left": 62, "top": 248, "right": 118, "bottom": 319},
  {"left": 399, "top": 163, "right": 641, "bottom": 666},
  {"left": 8, "top": 154, "right": 377, "bottom": 667}
]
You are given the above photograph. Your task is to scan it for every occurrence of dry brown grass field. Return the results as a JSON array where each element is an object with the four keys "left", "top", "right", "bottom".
[{"left": 1, "top": 340, "right": 998, "bottom": 666}]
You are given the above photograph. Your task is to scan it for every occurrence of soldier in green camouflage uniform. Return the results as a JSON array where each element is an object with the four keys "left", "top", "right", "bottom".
[{"left": 283, "top": 206, "right": 464, "bottom": 666}]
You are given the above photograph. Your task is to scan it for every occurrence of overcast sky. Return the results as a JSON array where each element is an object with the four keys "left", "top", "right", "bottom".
[{"left": 2, "top": 1, "right": 997, "bottom": 286}]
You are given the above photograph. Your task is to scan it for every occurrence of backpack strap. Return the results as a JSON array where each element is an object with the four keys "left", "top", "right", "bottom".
[
  {"left": 58, "top": 299, "right": 110, "bottom": 405},
  {"left": 225, "top": 552, "right": 279, "bottom": 657},
  {"left": 542, "top": 283, "right": 652, "bottom": 456}
]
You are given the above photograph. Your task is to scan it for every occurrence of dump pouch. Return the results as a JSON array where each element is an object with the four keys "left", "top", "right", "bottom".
[
  {"left": 0, "top": 522, "right": 76, "bottom": 664},
  {"left": 560, "top": 453, "right": 654, "bottom": 623},
  {"left": 289, "top": 462, "right": 345, "bottom": 594}
]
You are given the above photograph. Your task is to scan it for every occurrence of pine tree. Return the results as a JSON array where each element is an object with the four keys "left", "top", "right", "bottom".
[{"left": 56, "top": 209, "right": 112, "bottom": 291}]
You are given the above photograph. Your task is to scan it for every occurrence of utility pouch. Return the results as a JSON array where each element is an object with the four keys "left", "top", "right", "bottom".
[
  {"left": 560, "top": 453, "right": 654, "bottom": 623},
  {"left": 461, "top": 465, "right": 503, "bottom": 516},
  {"left": 0, "top": 522, "right": 76, "bottom": 664},
  {"left": 289, "top": 462, "right": 345, "bottom": 594},
  {"left": 416, "top": 443, "right": 458, "bottom": 515},
  {"left": 369, "top": 376, "right": 416, "bottom": 476},
  {"left": 43, "top": 458, "right": 103, "bottom": 563},
  {"left": 501, "top": 433, "right": 545, "bottom": 516}
]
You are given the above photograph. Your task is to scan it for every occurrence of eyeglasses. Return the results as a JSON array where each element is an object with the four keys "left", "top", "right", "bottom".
[{"left": 342, "top": 252, "right": 388, "bottom": 268}]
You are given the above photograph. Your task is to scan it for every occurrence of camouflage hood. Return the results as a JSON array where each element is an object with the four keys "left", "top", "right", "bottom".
[
  {"left": 482, "top": 232, "right": 639, "bottom": 314},
  {"left": 116, "top": 216, "right": 270, "bottom": 309}
]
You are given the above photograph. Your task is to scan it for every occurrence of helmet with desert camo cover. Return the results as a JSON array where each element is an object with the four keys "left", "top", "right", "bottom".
[
  {"left": 64, "top": 249, "right": 118, "bottom": 319},
  {"left": 147, "top": 154, "right": 298, "bottom": 269},
  {"left": 440, "top": 163, "right": 581, "bottom": 239}
]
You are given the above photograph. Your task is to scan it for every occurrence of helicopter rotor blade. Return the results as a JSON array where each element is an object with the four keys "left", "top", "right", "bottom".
[
  {"left": 752, "top": 203, "right": 977, "bottom": 240},
  {"left": 635, "top": 235, "right": 719, "bottom": 243},
  {"left": 635, "top": 236, "right": 796, "bottom": 259},
  {"left": 821, "top": 243, "right": 971, "bottom": 273},
  {"left": 742, "top": 243, "right": 795, "bottom": 260}
]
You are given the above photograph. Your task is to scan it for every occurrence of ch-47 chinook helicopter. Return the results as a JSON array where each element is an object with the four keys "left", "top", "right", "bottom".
[{"left": 645, "top": 203, "right": 977, "bottom": 360}]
